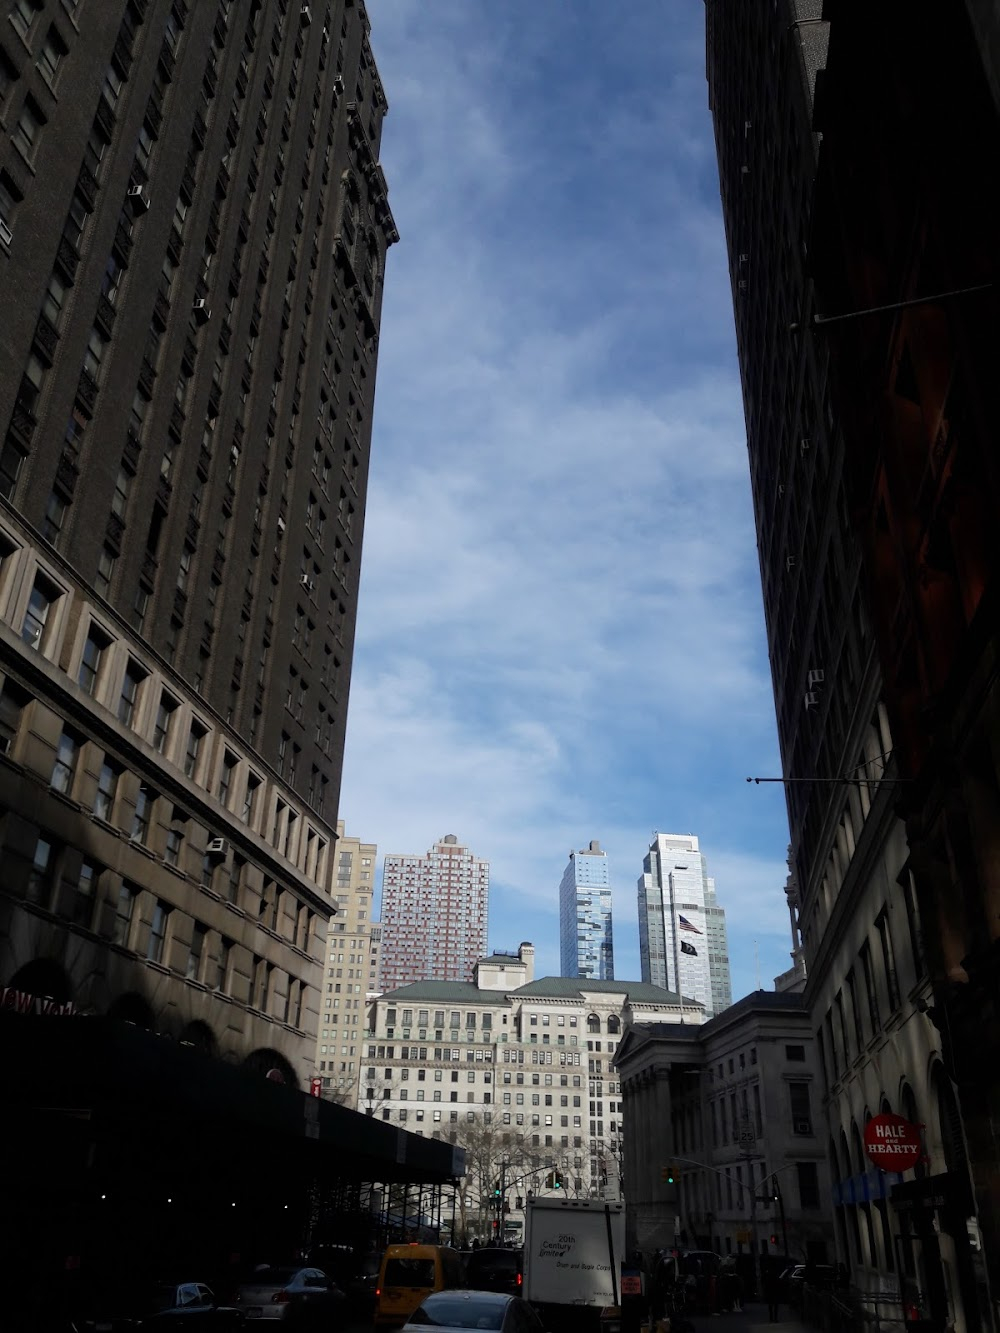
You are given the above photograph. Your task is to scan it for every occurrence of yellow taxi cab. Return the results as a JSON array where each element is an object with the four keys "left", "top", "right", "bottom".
[{"left": 374, "top": 1243, "right": 465, "bottom": 1328}]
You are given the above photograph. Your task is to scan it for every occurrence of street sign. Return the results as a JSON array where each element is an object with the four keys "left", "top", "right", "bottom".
[
  {"left": 864, "top": 1113, "right": 922, "bottom": 1172},
  {"left": 738, "top": 1120, "right": 756, "bottom": 1148}
]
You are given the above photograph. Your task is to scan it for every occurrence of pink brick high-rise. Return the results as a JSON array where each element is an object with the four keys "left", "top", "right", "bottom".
[{"left": 378, "top": 834, "right": 489, "bottom": 991}]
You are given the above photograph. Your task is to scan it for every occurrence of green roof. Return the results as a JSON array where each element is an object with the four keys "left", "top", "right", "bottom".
[
  {"left": 377, "top": 975, "right": 696, "bottom": 1008},
  {"left": 379, "top": 980, "right": 513, "bottom": 1005},
  {"left": 514, "top": 977, "right": 692, "bottom": 1005}
]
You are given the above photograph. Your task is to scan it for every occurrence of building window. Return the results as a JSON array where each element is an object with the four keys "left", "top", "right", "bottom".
[
  {"left": 112, "top": 882, "right": 137, "bottom": 947},
  {"left": 82, "top": 326, "right": 105, "bottom": 383},
  {"left": 876, "top": 911, "right": 901, "bottom": 1012},
  {"left": 41, "top": 491, "right": 66, "bottom": 544},
  {"left": 789, "top": 1082, "right": 812, "bottom": 1136},
  {"left": 164, "top": 827, "right": 183, "bottom": 867},
  {"left": 112, "top": 463, "right": 133, "bottom": 514},
  {"left": 184, "top": 722, "right": 206, "bottom": 779},
  {"left": 215, "top": 936, "right": 232, "bottom": 991},
  {"left": 131, "top": 784, "right": 153, "bottom": 843},
  {"left": 153, "top": 694, "right": 176, "bottom": 753},
  {"left": 94, "top": 761, "right": 119, "bottom": 821},
  {"left": 50, "top": 727, "right": 78, "bottom": 794},
  {"left": 785, "top": 1045, "right": 806, "bottom": 1062},
  {"left": 26, "top": 834, "right": 54, "bottom": 905},
  {"left": 36, "top": 26, "right": 66, "bottom": 86},
  {"left": 118, "top": 660, "right": 145, "bottom": 726},
  {"left": 95, "top": 546, "right": 115, "bottom": 597},
  {"left": 72, "top": 858, "right": 98, "bottom": 927},
  {"left": 21, "top": 575, "right": 57, "bottom": 650},
  {"left": 187, "top": 923, "right": 206, "bottom": 980},
  {"left": 0, "top": 439, "right": 25, "bottom": 498},
  {"left": 78, "top": 627, "right": 109, "bottom": 696},
  {"left": 13, "top": 95, "right": 44, "bottom": 159},
  {"left": 797, "top": 1161, "right": 820, "bottom": 1209},
  {"left": 218, "top": 750, "right": 237, "bottom": 806},
  {"left": 42, "top": 271, "right": 68, "bottom": 328},
  {"left": 147, "top": 899, "right": 170, "bottom": 963},
  {"left": 0, "top": 680, "right": 27, "bottom": 755},
  {"left": 9, "top": 0, "right": 39, "bottom": 40},
  {"left": 243, "top": 772, "right": 261, "bottom": 823}
]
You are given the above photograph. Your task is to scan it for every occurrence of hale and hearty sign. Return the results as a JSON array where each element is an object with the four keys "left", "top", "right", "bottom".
[{"left": 863, "top": 1113, "right": 922, "bottom": 1172}]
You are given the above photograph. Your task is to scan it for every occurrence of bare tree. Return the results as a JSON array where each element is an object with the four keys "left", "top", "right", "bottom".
[{"left": 440, "top": 1119, "right": 538, "bottom": 1245}]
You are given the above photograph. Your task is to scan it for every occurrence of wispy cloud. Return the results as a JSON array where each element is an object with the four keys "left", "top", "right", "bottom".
[{"left": 341, "top": 1, "right": 792, "bottom": 999}]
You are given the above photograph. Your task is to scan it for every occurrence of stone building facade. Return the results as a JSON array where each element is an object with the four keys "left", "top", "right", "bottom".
[
  {"left": 364, "top": 942, "right": 702, "bottom": 1242},
  {"left": 0, "top": 0, "right": 396, "bottom": 1086},
  {"left": 616, "top": 991, "right": 833, "bottom": 1266}
]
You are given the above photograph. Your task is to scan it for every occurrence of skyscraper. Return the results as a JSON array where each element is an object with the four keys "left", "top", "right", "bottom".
[
  {"left": 704, "top": 0, "right": 967, "bottom": 1307},
  {"left": 559, "top": 839, "right": 614, "bottom": 980},
  {"left": 0, "top": 0, "right": 396, "bottom": 1088},
  {"left": 637, "top": 833, "right": 730, "bottom": 1018},
  {"left": 316, "top": 820, "right": 377, "bottom": 1101},
  {"left": 378, "top": 834, "right": 490, "bottom": 992}
]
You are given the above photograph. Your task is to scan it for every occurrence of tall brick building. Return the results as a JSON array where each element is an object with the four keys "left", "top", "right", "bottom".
[{"left": 379, "top": 835, "right": 490, "bottom": 992}]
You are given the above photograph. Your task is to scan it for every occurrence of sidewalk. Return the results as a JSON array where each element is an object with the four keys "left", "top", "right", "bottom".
[{"left": 691, "top": 1301, "right": 812, "bottom": 1333}]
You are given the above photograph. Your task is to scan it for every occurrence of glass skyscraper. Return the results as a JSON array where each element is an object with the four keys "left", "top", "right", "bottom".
[
  {"left": 559, "top": 839, "right": 614, "bottom": 979},
  {"left": 638, "top": 833, "right": 731, "bottom": 1018}
]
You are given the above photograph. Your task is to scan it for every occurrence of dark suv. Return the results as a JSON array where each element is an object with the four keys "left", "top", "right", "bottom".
[{"left": 464, "top": 1249, "right": 523, "bottom": 1297}]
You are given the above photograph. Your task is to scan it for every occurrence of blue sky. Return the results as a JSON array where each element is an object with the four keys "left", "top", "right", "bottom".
[{"left": 339, "top": 2, "right": 794, "bottom": 1001}]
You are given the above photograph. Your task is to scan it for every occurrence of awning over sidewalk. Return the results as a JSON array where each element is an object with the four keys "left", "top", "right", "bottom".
[{"left": 1, "top": 1013, "right": 463, "bottom": 1186}]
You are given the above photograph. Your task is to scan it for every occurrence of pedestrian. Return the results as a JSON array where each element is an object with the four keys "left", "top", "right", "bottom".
[
  {"left": 732, "top": 1270, "right": 744, "bottom": 1313},
  {"left": 763, "top": 1264, "right": 781, "bottom": 1323}
]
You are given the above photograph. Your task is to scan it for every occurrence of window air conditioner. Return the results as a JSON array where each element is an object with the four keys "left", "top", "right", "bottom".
[
  {"left": 785, "top": 555, "right": 797, "bottom": 571},
  {"left": 127, "top": 184, "right": 150, "bottom": 216},
  {"left": 794, "top": 1119, "right": 812, "bottom": 1135},
  {"left": 207, "top": 837, "right": 229, "bottom": 857},
  {"left": 804, "top": 692, "right": 820, "bottom": 711},
  {"left": 300, "top": 573, "right": 312, "bottom": 589},
  {"left": 300, "top": 4, "right": 312, "bottom": 24},
  {"left": 799, "top": 437, "right": 812, "bottom": 455},
  {"left": 192, "top": 298, "right": 211, "bottom": 326},
  {"left": 738, "top": 279, "right": 748, "bottom": 291},
  {"left": 0, "top": 218, "right": 12, "bottom": 247},
  {"left": 807, "top": 668, "right": 825, "bottom": 688}
]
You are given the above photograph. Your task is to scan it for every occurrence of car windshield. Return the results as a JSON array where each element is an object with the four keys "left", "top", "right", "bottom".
[
  {"left": 245, "top": 1267, "right": 298, "bottom": 1286},
  {"left": 410, "top": 1296, "right": 506, "bottom": 1329},
  {"left": 385, "top": 1258, "right": 436, "bottom": 1287}
]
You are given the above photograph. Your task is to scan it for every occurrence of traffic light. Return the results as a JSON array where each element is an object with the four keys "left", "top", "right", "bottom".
[
  {"left": 553, "top": 1171, "right": 563, "bottom": 1190},
  {"left": 661, "top": 1165, "right": 676, "bottom": 1185},
  {"left": 769, "top": 1234, "right": 778, "bottom": 1246},
  {"left": 493, "top": 1180, "right": 502, "bottom": 1198}
]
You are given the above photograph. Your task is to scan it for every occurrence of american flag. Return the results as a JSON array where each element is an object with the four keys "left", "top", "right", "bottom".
[{"left": 678, "top": 914, "right": 702, "bottom": 934}]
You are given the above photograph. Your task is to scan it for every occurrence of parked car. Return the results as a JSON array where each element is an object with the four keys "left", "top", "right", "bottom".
[
  {"left": 404, "top": 1290, "right": 544, "bottom": 1333},
  {"left": 463, "top": 1249, "right": 523, "bottom": 1297},
  {"left": 70, "top": 1280, "right": 244, "bottom": 1330},
  {"left": 781, "top": 1264, "right": 838, "bottom": 1303},
  {"left": 235, "top": 1266, "right": 344, "bottom": 1325}
]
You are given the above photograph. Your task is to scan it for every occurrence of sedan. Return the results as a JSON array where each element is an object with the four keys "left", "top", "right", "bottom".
[
  {"left": 70, "top": 1281, "right": 244, "bottom": 1330},
  {"left": 235, "top": 1267, "right": 344, "bottom": 1325},
  {"left": 403, "top": 1290, "right": 544, "bottom": 1333}
]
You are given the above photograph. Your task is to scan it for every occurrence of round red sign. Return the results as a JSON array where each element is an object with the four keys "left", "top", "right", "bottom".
[{"left": 864, "top": 1113, "right": 922, "bottom": 1172}]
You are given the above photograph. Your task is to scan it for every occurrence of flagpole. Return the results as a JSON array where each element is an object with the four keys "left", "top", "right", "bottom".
[{"left": 672, "top": 872, "right": 684, "bottom": 1026}]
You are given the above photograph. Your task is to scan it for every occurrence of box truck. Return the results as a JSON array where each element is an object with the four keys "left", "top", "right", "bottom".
[{"left": 523, "top": 1197, "right": 625, "bottom": 1333}]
